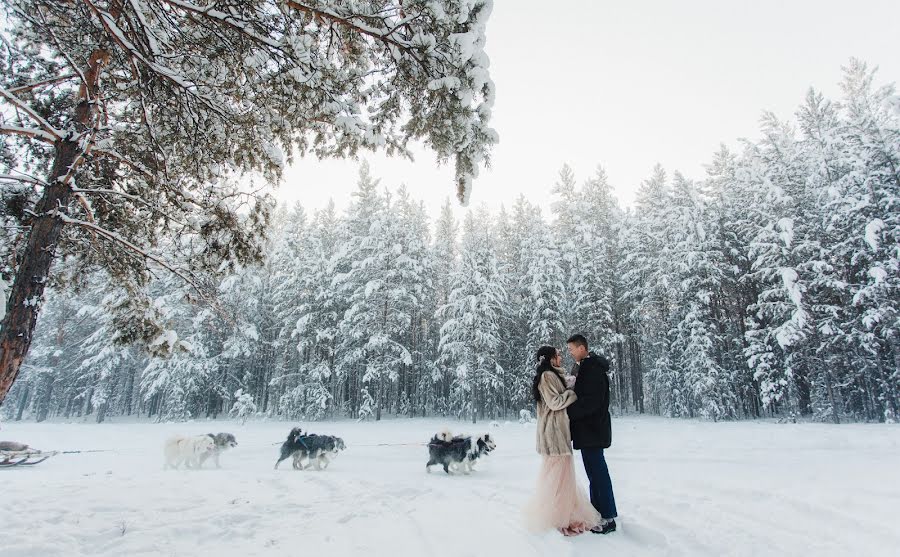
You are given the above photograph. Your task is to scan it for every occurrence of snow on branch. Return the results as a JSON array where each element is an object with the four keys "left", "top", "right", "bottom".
[
  {"left": 7, "top": 74, "right": 78, "bottom": 95},
  {"left": 89, "top": 148, "right": 154, "bottom": 177},
  {"left": 0, "top": 124, "right": 58, "bottom": 144},
  {"left": 0, "top": 86, "right": 64, "bottom": 141},
  {"left": 0, "top": 174, "right": 49, "bottom": 188},
  {"left": 82, "top": 0, "right": 228, "bottom": 118},
  {"left": 284, "top": 1, "right": 415, "bottom": 52},
  {"left": 161, "top": 1, "right": 285, "bottom": 50}
]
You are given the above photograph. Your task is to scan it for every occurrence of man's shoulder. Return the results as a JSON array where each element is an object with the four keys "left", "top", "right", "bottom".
[{"left": 583, "top": 353, "right": 610, "bottom": 371}]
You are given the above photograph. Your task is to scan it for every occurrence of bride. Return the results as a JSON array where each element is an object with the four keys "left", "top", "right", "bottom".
[{"left": 524, "top": 345, "right": 600, "bottom": 536}]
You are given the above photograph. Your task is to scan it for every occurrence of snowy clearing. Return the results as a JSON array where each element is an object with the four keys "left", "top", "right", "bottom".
[{"left": 2, "top": 416, "right": 898, "bottom": 556}]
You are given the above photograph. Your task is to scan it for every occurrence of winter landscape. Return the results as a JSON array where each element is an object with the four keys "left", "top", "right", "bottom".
[
  {"left": 2, "top": 0, "right": 899, "bottom": 555},
  {"left": 4, "top": 416, "right": 899, "bottom": 557}
]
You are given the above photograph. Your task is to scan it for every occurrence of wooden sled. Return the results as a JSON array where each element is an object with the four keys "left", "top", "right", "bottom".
[{"left": 0, "top": 446, "right": 58, "bottom": 468}]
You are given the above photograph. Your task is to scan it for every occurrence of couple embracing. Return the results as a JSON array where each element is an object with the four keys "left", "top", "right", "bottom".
[{"left": 524, "top": 334, "right": 618, "bottom": 537}]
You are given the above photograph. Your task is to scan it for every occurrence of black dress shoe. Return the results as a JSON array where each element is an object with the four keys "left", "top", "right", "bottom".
[{"left": 590, "top": 519, "right": 616, "bottom": 534}]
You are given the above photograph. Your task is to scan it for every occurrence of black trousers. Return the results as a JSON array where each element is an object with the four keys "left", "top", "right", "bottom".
[{"left": 581, "top": 447, "right": 618, "bottom": 519}]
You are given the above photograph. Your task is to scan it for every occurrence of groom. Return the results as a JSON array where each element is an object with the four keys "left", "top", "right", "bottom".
[{"left": 566, "top": 334, "right": 618, "bottom": 534}]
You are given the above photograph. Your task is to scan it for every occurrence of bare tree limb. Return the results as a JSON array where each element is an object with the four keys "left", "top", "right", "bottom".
[
  {"left": 35, "top": 6, "right": 92, "bottom": 98},
  {"left": 8, "top": 74, "right": 78, "bottom": 94},
  {"left": 90, "top": 148, "right": 155, "bottom": 177},
  {"left": 54, "top": 212, "right": 209, "bottom": 302},
  {"left": 72, "top": 187, "right": 190, "bottom": 227}
]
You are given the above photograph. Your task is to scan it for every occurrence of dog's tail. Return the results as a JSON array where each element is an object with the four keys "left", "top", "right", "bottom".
[{"left": 431, "top": 429, "right": 453, "bottom": 444}]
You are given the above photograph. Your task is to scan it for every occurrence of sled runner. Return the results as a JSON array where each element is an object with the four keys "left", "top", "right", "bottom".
[{"left": 0, "top": 444, "right": 58, "bottom": 467}]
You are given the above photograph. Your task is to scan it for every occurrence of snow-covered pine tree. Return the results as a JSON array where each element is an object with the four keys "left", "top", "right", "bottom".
[
  {"left": 230, "top": 389, "right": 257, "bottom": 425},
  {"left": 667, "top": 172, "right": 737, "bottom": 420},
  {"left": 704, "top": 145, "right": 764, "bottom": 418},
  {"left": 742, "top": 112, "right": 822, "bottom": 419},
  {"left": 0, "top": 0, "right": 497, "bottom": 404},
  {"left": 286, "top": 200, "right": 344, "bottom": 419},
  {"left": 437, "top": 208, "right": 507, "bottom": 422},
  {"left": 516, "top": 198, "right": 567, "bottom": 411},
  {"left": 429, "top": 199, "right": 460, "bottom": 416},
  {"left": 836, "top": 62, "right": 900, "bottom": 422},
  {"left": 550, "top": 165, "right": 581, "bottom": 353},
  {"left": 334, "top": 165, "right": 422, "bottom": 420},
  {"left": 622, "top": 165, "right": 681, "bottom": 415},
  {"left": 391, "top": 186, "right": 434, "bottom": 417}
]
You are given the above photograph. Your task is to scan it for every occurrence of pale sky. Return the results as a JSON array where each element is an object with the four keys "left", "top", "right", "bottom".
[{"left": 277, "top": 0, "right": 900, "bottom": 222}]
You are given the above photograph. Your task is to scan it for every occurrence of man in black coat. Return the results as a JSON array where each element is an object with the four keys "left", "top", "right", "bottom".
[{"left": 566, "top": 334, "right": 618, "bottom": 534}]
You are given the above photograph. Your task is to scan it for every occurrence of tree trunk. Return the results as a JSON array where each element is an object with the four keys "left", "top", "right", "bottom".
[
  {"left": 874, "top": 349, "right": 897, "bottom": 421},
  {"left": 0, "top": 46, "right": 109, "bottom": 404},
  {"left": 62, "top": 387, "right": 76, "bottom": 419},
  {"left": 14, "top": 383, "right": 29, "bottom": 420},
  {"left": 122, "top": 367, "right": 135, "bottom": 416},
  {"left": 36, "top": 377, "right": 55, "bottom": 422},
  {"left": 375, "top": 376, "right": 383, "bottom": 421},
  {"left": 793, "top": 362, "right": 812, "bottom": 416},
  {"left": 0, "top": 166, "right": 76, "bottom": 404},
  {"left": 823, "top": 360, "right": 840, "bottom": 425}
]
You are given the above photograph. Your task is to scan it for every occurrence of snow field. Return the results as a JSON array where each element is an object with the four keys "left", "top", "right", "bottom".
[{"left": 2, "top": 416, "right": 899, "bottom": 556}]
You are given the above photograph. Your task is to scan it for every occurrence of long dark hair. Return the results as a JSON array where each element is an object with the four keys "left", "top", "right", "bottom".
[{"left": 531, "top": 345, "right": 558, "bottom": 403}]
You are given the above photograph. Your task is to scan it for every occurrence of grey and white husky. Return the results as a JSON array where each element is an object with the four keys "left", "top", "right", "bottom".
[{"left": 197, "top": 432, "right": 238, "bottom": 469}]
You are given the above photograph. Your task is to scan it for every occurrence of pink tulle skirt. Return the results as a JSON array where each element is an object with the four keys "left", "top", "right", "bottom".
[{"left": 524, "top": 455, "right": 601, "bottom": 536}]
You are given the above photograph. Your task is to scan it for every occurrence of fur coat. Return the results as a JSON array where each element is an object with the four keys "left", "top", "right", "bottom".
[{"left": 535, "top": 366, "right": 577, "bottom": 456}]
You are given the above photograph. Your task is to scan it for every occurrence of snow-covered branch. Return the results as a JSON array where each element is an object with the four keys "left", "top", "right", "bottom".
[
  {"left": 0, "top": 173, "right": 48, "bottom": 187},
  {"left": 0, "top": 86, "right": 64, "bottom": 141},
  {"left": 284, "top": 1, "right": 416, "bottom": 53},
  {"left": 8, "top": 74, "right": 78, "bottom": 94},
  {"left": 0, "top": 124, "right": 58, "bottom": 143}
]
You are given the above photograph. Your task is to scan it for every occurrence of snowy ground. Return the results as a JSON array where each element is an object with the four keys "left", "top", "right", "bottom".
[{"left": 1, "top": 416, "right": 898, "bottom": 557}]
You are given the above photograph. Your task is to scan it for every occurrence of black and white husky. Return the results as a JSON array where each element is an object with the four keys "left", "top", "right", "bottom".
[
  {"left": 197, "top": 432, "right": 238, "bottom": 469},
  {"left": 426, "top": 430, "right": 497, "bottom": 475},
  {"left": 298, "top": 434, "right": 346, "bottom": 470},
  {"left": 274, "top": 427, "right": 346, "bottom": 470}
]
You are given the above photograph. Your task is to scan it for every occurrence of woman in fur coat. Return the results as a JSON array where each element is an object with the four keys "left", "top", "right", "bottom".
[{"left": 524, "top": 345, "right": 600, "bottom": 536}]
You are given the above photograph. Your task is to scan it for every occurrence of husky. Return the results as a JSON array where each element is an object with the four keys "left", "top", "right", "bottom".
[
  {"left": 426, "top": 431, "right": 496, "bottom": 475},
  {"left": 197, "top": 432, "right": 238, "bottom": 468},
  {"left": 294, "top": 435, "right": 346, "bottom": 470},
  {"left": 164, "top": 435, "right": 216, "bottom": 469},
  {"left": 275, "top": 428, "right": 346, "bottom": 471},
  {"left": 274, "top": 427, "right": 305, "bottom": 469}
]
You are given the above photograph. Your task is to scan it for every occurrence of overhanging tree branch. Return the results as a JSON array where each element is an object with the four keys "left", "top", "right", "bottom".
[
  {"left": 0, "top": 86, "right": 64, "bottom": 140},
  {"left": 284, "top": 1, "right": 417, "bottom": 54},
  {"left": 0, "top": 124, "right": 58, "bottom": 144},
  {"left": 8, "top": 74, "right": 78, "bottom": 94},
  {"left": 53, "top": 212, "right": 227, "bottom": 316}
]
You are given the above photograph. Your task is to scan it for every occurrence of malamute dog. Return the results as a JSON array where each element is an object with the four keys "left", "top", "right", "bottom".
[
  {"left": 164, "top": 435, "right": 216, "bottom": 469},
  {"left": 461, "top": 433, "right": 497, "bottom": 472},
  {"left": 426, "top": 431, "right": 496, "bottom": 474},
  {"left": 274, "top": 427, "right": 305, "bottom": 469},
  {"left": 197, "top": 432, "right": 238, "bottom": 469},
  {"left": 295, "top": 434, "right": 346, "bottom": 470},
  {"left": 274, "top": 427, "right": 345, "bottom": 470}
]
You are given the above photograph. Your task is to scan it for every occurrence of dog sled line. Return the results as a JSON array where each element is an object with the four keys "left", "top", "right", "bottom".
[
  {"left": 273, "top": 426, "right": 497, "bottom": 475},
  {"left": 2, "top": 426, "right": 498, "bottom": 473},
  {"left": 0, "top": 441, "right": 58, "bottom": 468}
]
